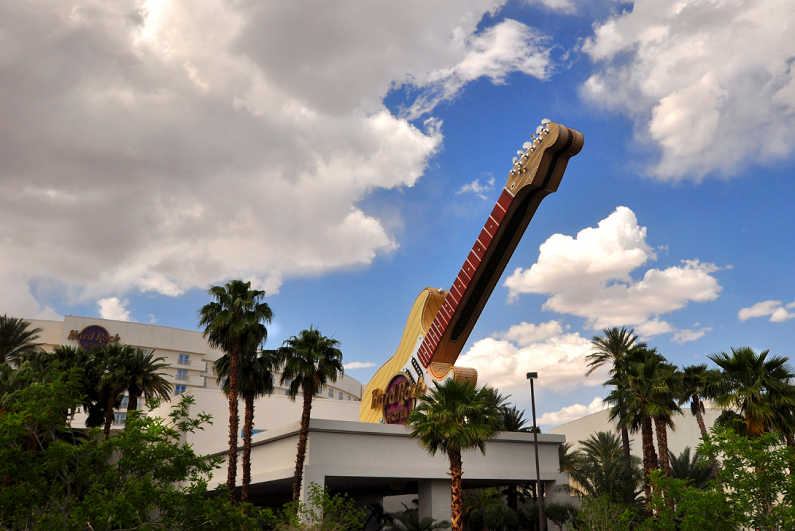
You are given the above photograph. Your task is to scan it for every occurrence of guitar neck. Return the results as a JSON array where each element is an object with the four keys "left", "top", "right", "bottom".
[{"left": 417, "top": 122, "right": 583, "bottom": 369}]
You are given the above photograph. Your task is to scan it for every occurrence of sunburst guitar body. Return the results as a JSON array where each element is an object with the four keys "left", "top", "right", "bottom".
[{"left": 360, "top": 120, "right": 584, "bottom": 424}]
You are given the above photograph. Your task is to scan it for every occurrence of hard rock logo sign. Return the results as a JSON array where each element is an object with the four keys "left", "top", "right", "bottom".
[
  {"left": 67, "top": 325, "right": 121, "bottom": 350},
  {"left": 371, "top": 373, "right": 427, "bottom": 425}
]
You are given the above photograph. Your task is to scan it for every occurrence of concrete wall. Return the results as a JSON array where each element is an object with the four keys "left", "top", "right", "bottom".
[{"left": 549, "top": 406, "right": 721, "bottom": 457}]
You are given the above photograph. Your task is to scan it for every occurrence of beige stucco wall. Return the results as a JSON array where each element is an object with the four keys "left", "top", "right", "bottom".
[{"left": 549, "top": 406, "right": 721, "bottom": 457}]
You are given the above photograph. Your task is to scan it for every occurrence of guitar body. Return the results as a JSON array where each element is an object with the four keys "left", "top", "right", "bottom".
[{"left": 360, "top": 121, "right": 584, "bottom": 424}]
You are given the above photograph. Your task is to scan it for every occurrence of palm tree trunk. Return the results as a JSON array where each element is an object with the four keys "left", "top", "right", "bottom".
[
  {"left": 103, "top": 391, "right": 115, "bottom": 441},
  {"left": 694, "top": 399, "right": 719, "bottom": 479},
  {"left": 227, "top": 346, "right": 240, "bottom": 501},
  {"left": 641, "top": 416, "right": 658, "bottom": 517},
  {"left": 448, "top": 448, "right": 464, "bottom": 531},
  {"left": 621, "top": 427, "right": 631, "bottom": 458},
  {"left": 127, "top": 393, "right": 139, "bottom": 412},
  {"left": 242, "top": 392, "right": 255, "bottom": 503},
  {"left": 292, "top": 383, "right": 314, "bottom": 502},
  {"left": 654, "top": 418, "right": 670, "bottom": 476}
]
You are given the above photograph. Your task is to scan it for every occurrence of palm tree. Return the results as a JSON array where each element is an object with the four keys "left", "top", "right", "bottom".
[
  {"left": 650, "top": 361, "right": 682, "bottom": 478},
  {"left": 586, "top": 327, "right": 646, "bottom": 458},
  {"left": 385, "top": 505, "right": 451, "bottom": 531},
  {"left": 605, "top": 351, "right": 664, "bottom": 516},
  {"left": 95, "top": 344, "right": 138, "bottom": 440},
  {"left": 669, "top": 447, "right": 711, "bottom": 490},
  {"left": 116, "top": 349, "right": 172, "bottom": 411},
  {"left": 214, "top": 347, "right": 280, "bottom": 502},
  {"left": 407, "top": 379, "right": 503, "bottom": 531},
  {"left": 278, "top": 326, "right": 344, "bottom": 502},
  {"left": 0, "top": 315, "right": 43, "bottom": 364},
  {"left": 679, "top": 364, "right": 719, "bottom": 478},
  {"left": 706, "top": 347, "right": 795, "bottom": 436},
  {"left": 502, "top": 406, "right": 533, "bottom": 432},
  {"left": 556, "top": 431, "right": 642, "bottom": 505},
  {"left": 198, "top": 279, "right": 273, "bottom": 500}
]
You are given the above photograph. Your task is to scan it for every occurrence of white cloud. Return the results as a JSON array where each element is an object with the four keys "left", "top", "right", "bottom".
[
  {"left": 98, "top": 297, "right": 131, "bottom": 322},
  {"left": 672, "top": 327, "right": 712, "bottom": 344},
  {"left": 457, "top": 177, "right": 496, "bottom": 199},
  {"left": 504, "top": 207, "right": 721, "bottom": 336},
  {"left": 0, "top": 1, "right": 554, "bottom": 317},
  {"left": 405, "top": 19, "right": 553, "bottom": 118},
  {"left": 538, "top": 396, "right": 605, "bottom": 427},
  {"left": 524, "top": 0, "right": 575, "bottom": 13},
  {"left": 497, "top": 320, "right": 564, "bottom": 346},
  {"left": 458, "top": 326, "right": 600, "bottom": 399},
  {"left": 344, "top": 361, "right": 377, "bottom": 370},
  {"left": 738, "top": 300, "right": 795, "bottom": 323},
  {"left": 581, "top": 0, "right": 795, "bottom": 180}
]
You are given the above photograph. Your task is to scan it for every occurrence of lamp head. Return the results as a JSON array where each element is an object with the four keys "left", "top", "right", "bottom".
[{"left": 526, "top": 372, "right": 538, "bottom": 380}]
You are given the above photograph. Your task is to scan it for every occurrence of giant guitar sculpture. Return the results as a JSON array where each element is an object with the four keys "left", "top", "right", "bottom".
[{"left": 360, "top": 120, "right": 584, "bottom": 424}]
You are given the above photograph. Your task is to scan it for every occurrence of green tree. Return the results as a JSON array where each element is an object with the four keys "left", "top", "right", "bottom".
[
  {"left": 586, "top": 327, "right": 646, "bottom": 458},
  {"left": 464, "top": 488, "right": 504, "bottom": 530},
  {"left": 574, "top": 496, "right": 640, "bottom": 531},
  {"left": 0, "top": 315, "right": 42, "bottom": 365},
  {"left": 279, "top": 326, "right": 344, "bottom": 502},
  {"left": 95, "top": 343, "right": 140, "bottom": 440},
  {"left": 650, "top": 361, "right": 683, "bottom": 478},
  {"left": 116, "top": 348, "right": 172, "bottom": 412},
  {"left": 544, "top": 501, "right": 578, "bottom": 531},
  {"left": 407, "top": 379, "right": 503, "bottom": 531},
  {"left": 271, "top": 482, "right": 366, "bottom": 531},
  {"left": 679, "top": 364, "right": 719, "bottom": 478},
  {"left": 707, "top": 347, "right": 795, "bottom": 437},
  {"left": 605, "top": 350, "right": 667, "bottom": 515},
  {"left": 214, "top": 346, "right": 280, "bottom": 502},
  {"left": 469, "top": 504, "right": 518, "bottom": 531},
  {"left": 0, "top": 367, "right": 262, "bottom": 530},
  {"left": 668, "top": 447, "right": 711, "bottom": 490},
  {"left": 556, "top": 431, "right": 642, "bottom": 505},
  {"left": 644, "top": 428, "right": 795, "bottom": 531},
  {"left": 198, "top": 279, "right": 274, "bottom": 500}
]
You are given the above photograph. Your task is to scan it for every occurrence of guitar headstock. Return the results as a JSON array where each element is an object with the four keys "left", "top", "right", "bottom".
[{"left": 505, "top": 119, "right": 584, "bottom": 196}]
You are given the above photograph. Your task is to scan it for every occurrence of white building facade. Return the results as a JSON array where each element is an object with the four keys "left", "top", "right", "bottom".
[{"left": 28, "top": 316, "right": 363, "bottom": 427}]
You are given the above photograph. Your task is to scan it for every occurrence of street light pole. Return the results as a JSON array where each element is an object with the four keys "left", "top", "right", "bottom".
[{"left": 527, "top": 372, "right": 544, "bottom": 531}]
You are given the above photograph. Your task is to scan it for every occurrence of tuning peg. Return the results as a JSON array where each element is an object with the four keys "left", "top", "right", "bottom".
[
  {"left": 512, "top": 157, "right": 518, "bottom": 165},
  {"left": 523, "top": 142, "right": 532, "bottom": 150},
  {"left": 541, "top": 118, "right": 551, "bottom": 125},
  {"left": 536, "top": 125, "right": 545, "bottom": 135}
]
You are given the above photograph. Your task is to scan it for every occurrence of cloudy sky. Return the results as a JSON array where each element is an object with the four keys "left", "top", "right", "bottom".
[{"left": 3, "top": 0, "right": 794, "bottom": 427}]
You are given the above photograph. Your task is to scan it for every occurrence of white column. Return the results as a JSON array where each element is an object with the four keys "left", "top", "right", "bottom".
[{"left": 418, "top": 479, "right": 451, "bottom": 523}]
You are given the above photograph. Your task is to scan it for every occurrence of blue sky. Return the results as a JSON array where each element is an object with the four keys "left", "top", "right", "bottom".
[{"left": 3, "top": 0, "right": 794, "bottom": 426}]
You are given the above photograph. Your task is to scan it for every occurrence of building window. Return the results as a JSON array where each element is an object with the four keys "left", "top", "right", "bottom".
[
  {"left": 176, "top": 369, "right": 188, "bottom": 381},
  {"left": 120, "top": 396, "right": 129, "bottom": 409},
  {"left": 113, "top": 413, "right": 126, "bottom": 425},
  {"left": 328, "top": 388, "right": 334, "bottom": 398},
  {"left": 347, "top": 395, "right": 351, "bottom": 400},
  {"left": 339, "top": 392, "right": 343, "bottom": 400},
  {"left": 178, "top": 354, "right": 190, "bottom": 366},
  {"left": 175, "top": 385, "right": 186, "bottom": 396}
]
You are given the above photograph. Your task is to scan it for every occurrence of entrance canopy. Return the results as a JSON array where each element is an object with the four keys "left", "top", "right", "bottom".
[{"left": 209, "top": 419, "right": 568, "bottom": 521}]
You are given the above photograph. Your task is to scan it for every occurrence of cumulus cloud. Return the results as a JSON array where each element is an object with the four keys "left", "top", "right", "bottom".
[
  {"left": 0, "top": 0, "right": 554, "bottom": 317},
  {"left": 458, "top": 324, "right": 600, "bottom": 407},
  {"left": 344, "top": 361, "right": 377, "bottom": 370},
  {"left": 673, "top": 327, "right": 713, "bottom": 344},
  {"left": 98, "top": 297, "right": 132, "bottom": 322},
  {"left": 581, "top": 0, "right": 795, "bottom": 180},
  {"left": 457, "top": 177, "right": 496, "bottom": 199},
  {"left": 538, "top": 396, "right": 605, "bottom": 427},
  {"left": 525, "top": 0, "right": 575, "bottom": 13},
  {"left": 738, "top": 300, "right": 795, "bottom": 323},
  {"left": 405, "top": 19, "right": 553, "bottom": 118},
  {"left": 504, "top": 207, "right": 721, "bottom": 337}
]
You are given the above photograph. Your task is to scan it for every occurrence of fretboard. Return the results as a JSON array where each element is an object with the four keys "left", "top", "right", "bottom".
[{"left": 416, "top": 188, "right": 515, "bottom": 367}]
